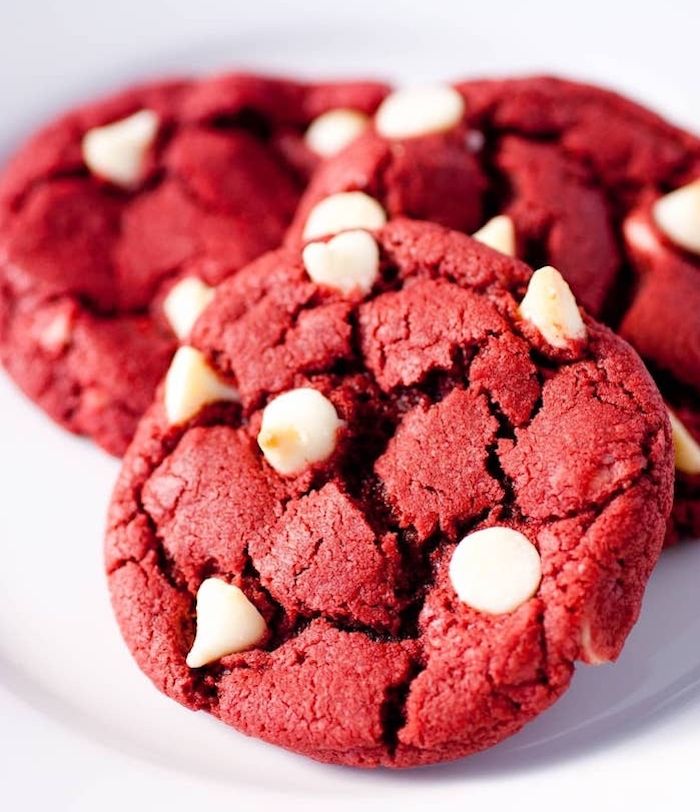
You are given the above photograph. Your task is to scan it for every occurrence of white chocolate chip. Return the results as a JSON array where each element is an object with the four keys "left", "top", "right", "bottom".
[
  {"left": 186, "top": 578, "right": 267, "bottom": 668},
  {"left": 82, "top": 109, "right": 159, "bottom": 189},
  {"left": 472, "top": 215, "right": 516, "bottom": 257},
  {"left": 163, "top": 277, "right": 216, "bottom": 339},
  {"left": 518, "top": 266, "right": 587, "bottom": 348},
  {"left": 164, "top": 346, "right": 239, "bottom": 425},
  {"left": 579, "top": 618, "right": 610, "bottom": 665},
  {"left": 302, "top": 191, "right": 387, "bottom": 241},
  {"left": 304, "top": 108, "right": 370, "bottom": 157},
  {"left": 375, "top": 85, "right": 465, "bottom": 139},
  {"left": 623, "top": 215, "right": 659, "bottom": 256},
  {"left": 668, "top": 408, "right": 700, "bottom": 475},
  {"left": 449, "top": 527, "right": 542, "bottom": 614},
  {"left": 258, "top": 388, "right": 344, "bottom": 476},
  {"left": 302, "top": 230, "right": 380, "bottom": 295},
  {"left": 652, "top": 179, "right": 700, "bottom": 255}
]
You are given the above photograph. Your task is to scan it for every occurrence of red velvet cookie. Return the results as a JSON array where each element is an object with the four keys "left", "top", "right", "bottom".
[
  {"left": 288, "top": 76, "right": 700, "bottom": 542},
  {"left": 105, "top": 219, "right": 673, "bottom": 768},
  {"left": 0, "top": 72, "right": 388, "bottom": 455}
]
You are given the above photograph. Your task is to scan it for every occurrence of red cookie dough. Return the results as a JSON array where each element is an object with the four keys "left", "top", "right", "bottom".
[
  {"left": 455, "top": 76, "right": 700, "bottom": 543},
  {"left": 288, "top": 75, "right": 700, "bottom": 542},
  {"left": 0, "top": 72, "right": 388, "bottom": 455},
  {"left": 286, "top": 79, "right": 623, "bottom": 316},
  {"left": 285, "top": 91, "right": 487, "bottom": 246},
  {"left": 619, "top": 195, "right": 700, "bottom": 542},
  {"left": 105, "top": 219, "right": 673, "bottom": 768}
]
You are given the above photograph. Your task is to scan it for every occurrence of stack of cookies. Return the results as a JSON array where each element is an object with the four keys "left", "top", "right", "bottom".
[{"left": 1, "top": 70, "right": 698, "bottom": 768}]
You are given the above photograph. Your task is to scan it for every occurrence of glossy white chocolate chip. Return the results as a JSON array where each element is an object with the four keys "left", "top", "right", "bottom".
[
  {"left": 652, "top": 179, "right": 700, "bottom": 255},
  {"left": 518, "top": 266, "right": 586, "bottom": 348},
  {"left": 186, "top": 578, "right": 267, "bottom": 668},
  {"left": 375, "top": 85, "right": 465, "bottom": 139},
  {"left": 81, "top": 109, "right": 159, "bottom": 188},
  {"left": 304, "top": 108, "right": 370, "bottom": 157},
  {"left": 163, "top": 277, "right": 216, "bottom": 340},
  {"left": 668, "top": 409, "right": 700, "bottom": 475},
  {"left": 164, "top": 346, "right": 239, "bottom": 425},
  {"left": 258, "top": 388, "right": 345, "bottom": 476},
  {"left": 623, "top": 215, "right": 659, "bottom": 255},
  {"left": 472, "top": 215, "right": 516, "bottom": 257},
  {"left": 302, "top": 230, "right": 380, "bottom": 294},
  {"left": 302, "top": 191, "right": 387, "bottom": 241},
  {"left": 449, "top": 527, "right": 542, "bottom": 614}
]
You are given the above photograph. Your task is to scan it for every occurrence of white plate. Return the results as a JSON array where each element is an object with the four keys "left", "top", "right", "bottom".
[{"left": 2, "top": 1, "right": 700, "bottom": 809}]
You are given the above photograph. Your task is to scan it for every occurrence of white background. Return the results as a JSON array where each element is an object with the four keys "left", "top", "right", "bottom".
[{"left": 1, "top": 2, "right": 700, "bottom": 810}]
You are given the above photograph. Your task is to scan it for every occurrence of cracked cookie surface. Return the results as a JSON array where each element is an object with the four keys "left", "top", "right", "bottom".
[
  {"left": 0, "top": 72, "right": 388, "bottom": 455},
  {"left": 458, "top": 77, "right": 700, "bottom": 543},
  {"left": 105, "top": 219, "right": 673, "bottom": 767},
  {"left": 288, "top": 75, "right": 700, "bottom": 542}
]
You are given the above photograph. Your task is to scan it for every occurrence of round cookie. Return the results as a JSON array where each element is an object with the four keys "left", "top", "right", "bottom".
[
  {"left": 105, "top": 218, "right": 673, "bottom": 768},
  {"left": 288, "top": 76, "right": 700, "bottom": 542},
  {"left": 0, "top": 72, "right": 388, "bottom": 455}
]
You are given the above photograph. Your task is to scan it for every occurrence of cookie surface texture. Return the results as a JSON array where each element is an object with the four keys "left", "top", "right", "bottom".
[
  {"left": 106, "top": 219, "right": 673, "bottom": 767},
  {"left": 458, "top": 76, "right": 700, "bottom": 543},
  {"left": 0, "top": 72, "right": 388, "bottom": 454},
  {"left": 290, "top": 75, "right": 700, "bottom": 541}
]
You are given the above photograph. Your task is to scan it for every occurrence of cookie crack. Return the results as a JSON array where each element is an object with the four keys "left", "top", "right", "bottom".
[
  {"left": 537, "top": 459, "right": 652, "bottom": 531},
  {"left": 7, "top": 166, "right": 93, "bottom": 215},
  {"left": 379, "top": 657, "right": 426, "bottom": 756}
]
